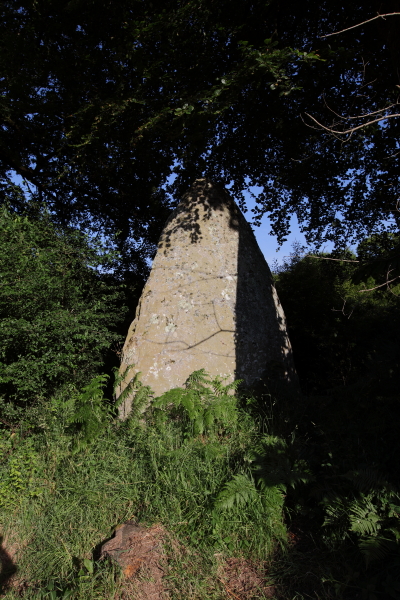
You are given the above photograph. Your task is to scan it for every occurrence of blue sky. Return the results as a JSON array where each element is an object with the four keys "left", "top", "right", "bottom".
[
  {"left": 241, "top": 192, "right": 310, "bottom": 267},
  {"left": 237, "top": 186, "right": 336, "bottom": 267}
]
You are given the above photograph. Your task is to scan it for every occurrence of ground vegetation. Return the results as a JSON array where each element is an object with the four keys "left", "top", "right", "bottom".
[{"left": 0, "top": 213, "right": 399, "bottom": 598}]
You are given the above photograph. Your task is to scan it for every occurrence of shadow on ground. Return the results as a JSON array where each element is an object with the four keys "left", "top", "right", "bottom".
[{"left": 0, "top": 536, "right": 17, "bottom": 594}]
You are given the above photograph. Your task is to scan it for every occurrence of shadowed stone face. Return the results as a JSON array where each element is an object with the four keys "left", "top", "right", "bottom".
[{"left": 117, "top": 179, "right": 297, "bottom": 419}]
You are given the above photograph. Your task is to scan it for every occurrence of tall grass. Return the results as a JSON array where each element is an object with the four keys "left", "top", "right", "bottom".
[
  {"left": 0, "top": 378, "right": 286, "bottom": 599},
  {"left": 2, "top": 373, "right": 399, "bottom": 599}
]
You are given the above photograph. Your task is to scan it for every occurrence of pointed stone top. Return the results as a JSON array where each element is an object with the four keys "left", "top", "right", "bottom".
[{"left": 158, "top": 179, "right": 241, "bottom": 253}]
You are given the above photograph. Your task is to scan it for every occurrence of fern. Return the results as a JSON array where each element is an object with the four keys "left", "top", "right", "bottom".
[
  {"left": 358, "top": 536, "right": 396, "bottom": 565},
  {"left": 210, "top": 375, "right": 242, "bottom": 397},
  {"left": 153, "top": 369, "right": 240, "bottom": 435},
  {"left": 349, "top": 497, "right": 381, "bottom": 537},
  {"left": 214, "top": 474, "right": 259, "bottom": 511},
  {"left": 343, "top": 468, "right": 395, "bottom": 494},
  {"left": 114, "top": 365, "right": 153, "bottom": 423},
  {"left": 184, "top": 368, "right": 211, "bottom": 390},
  {"left": 308, "top": 465, "right": 400, "bottom": 565},
  {"left": 114, "top": 364, "right": 138, "bottom": 408},
  {"left": 254, "top": 435, "right": 314, "bottom": 491},
  {"left": 69, "top": 374, "right": 111, "bottom": 452}
]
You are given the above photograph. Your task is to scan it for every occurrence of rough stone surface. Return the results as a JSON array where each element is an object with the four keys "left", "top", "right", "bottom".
[
  {"left": 100, "top": 522, "right": 165, "bottom": 581},
  {"left": 117, "top": 179, "right": 297, "bottom": 418}
]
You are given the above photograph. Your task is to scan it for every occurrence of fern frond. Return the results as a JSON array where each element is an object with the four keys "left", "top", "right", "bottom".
[
  {"left": 343, "top": 469, "right": 393, "bottom": 494},
  {"left": 387, "top": 526, "right": 400, "bottom": 540},
  {"left": 215, "top": 474, "right": 259, "bottom": 511},
  {"left": 151, "top": 370, "right": 240, "bottom": 436},
  {"left": 153, "top": 388, "right": 186, "bottom": 408},
  {"left": 113, "top": 367, "right": 155, "bottom": 425},
  {"left": 68, "top": 374, "right": 111, "bottom": 453},
  {"left": 181, "top": 394, "right": 197, "bottom": 419},
  {"left": 114, "top": 367, "right": 144, "bottom": 409},
  {"left": 204, "top": 408, "right": 215, "bottom": 430},
  {"left": 359, "top": 536, "right": 395, "bottom": 565},
  {"left": 211, "top": 377, "right": 243, "bottom": 396},
  {"left": 113, "top": 364, "right": 135, "bottom": 395},
  {"left": 349, "top": 499, "right": 381, "bottom": 537},
  {"left": 127, "top": 384, "right": 153, "bottom": 422},
  {"left": 184, "top": 369, "right": 210, "bottom": 390},
  {"left": 254, "top": 436, "right": 313, "bottom": 491},
  {"left": 210, "top": 376, "right": 227, "bottom": 397},
  {"left": 194, "top": 414, "right": 205, "bottom": 435}
]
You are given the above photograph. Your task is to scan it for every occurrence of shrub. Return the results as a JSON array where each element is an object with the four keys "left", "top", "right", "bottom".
[{"left": 0, "top": 206, "right": 126, "bottom": 405}]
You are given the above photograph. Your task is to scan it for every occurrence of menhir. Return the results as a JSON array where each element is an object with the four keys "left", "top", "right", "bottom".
[{"left": 116, "top": 179, "right": 298, "bottom": 419}]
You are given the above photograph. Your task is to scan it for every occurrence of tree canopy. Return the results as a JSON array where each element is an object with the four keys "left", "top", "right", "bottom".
[{"left": 1, "top": 0, "right": 400, "bottom": 274}]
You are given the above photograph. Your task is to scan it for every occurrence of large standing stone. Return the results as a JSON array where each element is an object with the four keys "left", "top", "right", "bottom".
[{"left": 117, "top": 179, "right": 297, "bottom": 419}]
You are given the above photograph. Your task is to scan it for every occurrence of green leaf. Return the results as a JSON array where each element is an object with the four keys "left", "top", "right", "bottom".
[{"left": 83, "top": 558, "right": 94, "bottom": 574}]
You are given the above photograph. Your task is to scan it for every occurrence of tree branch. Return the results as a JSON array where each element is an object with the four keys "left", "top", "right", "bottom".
[
  {"left": 306, "top": 255, "right": 360, "bottom": 263},
  {"left": 304, "top": 112, "right": 400, "bottom": 138},
  {"left": 358, "top": 274, "right": 400, "bottom": 292},
  {"left": 322, "top": 100, "right": 400, "bottom": 121},
  {"left": 321, "top": 13, "right": 400, "bottom": 38},
  {"left": 0, "top": 149, "right": 58, "bottom": 201}
]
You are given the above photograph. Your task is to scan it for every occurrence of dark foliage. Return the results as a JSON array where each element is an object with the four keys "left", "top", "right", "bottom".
[
  {"left": 265, "top": 241, "right": 400, "bottom": 597},
  {"left": 274, "top": 239, "right": 400, "bottom": 396},
  {"left": 0, "top": 206, "right": 127, "bottom": 404},
  {"left": 1, "top": 1, "right": 399, "bottom": 275}
]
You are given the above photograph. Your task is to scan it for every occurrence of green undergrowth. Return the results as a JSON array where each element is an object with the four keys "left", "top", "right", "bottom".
[
  {"left": 0, "top": 371, "right": 286, "bottom": 599},
  {"left": 1, "top": 370, "right": 400, "bottom": 599}
]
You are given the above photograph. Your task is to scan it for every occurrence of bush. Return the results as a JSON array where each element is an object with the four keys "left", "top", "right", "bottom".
[
  {"left": 274, "top": 242, "right": 400, "bottom": 396},
  {"left": 0, "top": 206, "right": 126, "bottom": 405}
]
